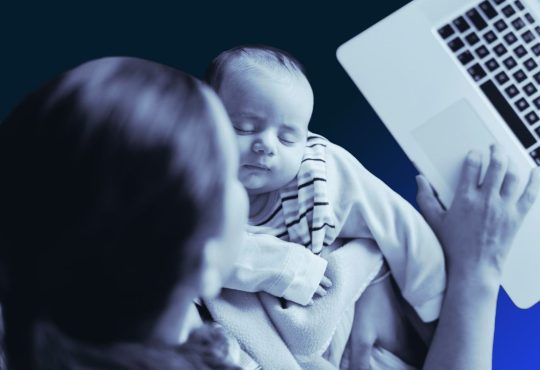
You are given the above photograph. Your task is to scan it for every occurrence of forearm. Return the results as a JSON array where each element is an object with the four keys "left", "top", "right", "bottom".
[{"left": 423, "top": 270, "right": 500, "bottom": 370}]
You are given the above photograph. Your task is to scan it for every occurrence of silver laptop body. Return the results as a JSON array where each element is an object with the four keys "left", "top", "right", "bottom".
[{"left": 338, "top": 0, "right": 540, "bottom": 309}]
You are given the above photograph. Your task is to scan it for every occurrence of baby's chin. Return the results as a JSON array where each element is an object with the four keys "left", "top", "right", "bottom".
[{"left": 241, "top": 175, "right": 286, "bottom": 196}]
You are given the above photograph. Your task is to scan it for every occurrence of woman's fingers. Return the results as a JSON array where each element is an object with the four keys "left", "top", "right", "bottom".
[
  {"left": 457, "top": 150, "right": 483, "bottom": 194},
  {"left": 416, "top": 175, "right": 444, "bottom": 229},
  {"left": 517, "top": 167, "right": 540, "bottom": 214},
  {"left": 482, "top": 145, "right": 508, "bottom": 195},
  {"left": 500, "top": 162, "right": 520, "bottom": 199}
]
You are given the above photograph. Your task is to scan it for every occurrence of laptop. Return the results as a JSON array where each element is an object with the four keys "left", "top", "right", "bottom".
[{"left": 337, "top": 0, "right": 540, "bottom": 309}]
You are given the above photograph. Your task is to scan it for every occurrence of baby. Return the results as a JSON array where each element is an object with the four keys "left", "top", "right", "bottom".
[{"left": 204, "top": 45, "right": 445, "bottom": 368}]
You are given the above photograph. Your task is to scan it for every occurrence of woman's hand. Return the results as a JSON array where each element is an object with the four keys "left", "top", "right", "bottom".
[
  {"left": 416, "top": 145, "right": 540, "bottom": 283},
  {"left": 349, "top": 271, "right": 426, "bottom": 370},
  {"left": 417, "top": 145, "right": 540, "bottom": 370}
]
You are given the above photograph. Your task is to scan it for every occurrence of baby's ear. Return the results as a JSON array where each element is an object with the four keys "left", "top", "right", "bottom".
[{"left": 198, "top": 238, "right": 224, "bottom": 299}]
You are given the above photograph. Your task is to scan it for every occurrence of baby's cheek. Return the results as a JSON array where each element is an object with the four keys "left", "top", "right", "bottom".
[
  {"left": 282, "top": 147, "right": 305, "bottom": 178},
  {"left": 235, "top": 135, "right": 252, "bottom": 157}
]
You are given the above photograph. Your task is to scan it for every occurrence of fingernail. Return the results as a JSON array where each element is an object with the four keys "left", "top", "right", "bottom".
[{"left": 467, "top": 150, "right": 481, "bottom": 163}]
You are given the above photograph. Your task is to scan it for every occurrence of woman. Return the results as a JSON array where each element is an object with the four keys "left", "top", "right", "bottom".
[
  {"left": 0, "top": 56, "right": 537, "bottom": 370},
  {"left": 0, "top": 57, "right": 248, "bottom": 369}
]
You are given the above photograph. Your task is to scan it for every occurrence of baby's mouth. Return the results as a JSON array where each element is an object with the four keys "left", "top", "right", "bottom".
[{"left": 243, "top": 163, "right": 271, "bottom": 171}]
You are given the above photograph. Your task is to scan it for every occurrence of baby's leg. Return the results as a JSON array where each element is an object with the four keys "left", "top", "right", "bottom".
[{"left": 347, "top": 262, "right": 428, "bottom": 369}]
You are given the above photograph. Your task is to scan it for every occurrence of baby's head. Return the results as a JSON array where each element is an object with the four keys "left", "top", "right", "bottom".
[{"left": 206, "top": 45, "right": 314, "bottom": 196}]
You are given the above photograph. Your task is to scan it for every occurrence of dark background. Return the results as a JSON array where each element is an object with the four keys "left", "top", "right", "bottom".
[{"left": 1, "top": 1, "right": 538, "bottom": 368}]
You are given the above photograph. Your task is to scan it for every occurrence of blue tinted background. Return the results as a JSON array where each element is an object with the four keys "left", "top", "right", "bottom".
[{"left": 1, "top": 1, "right": 538, "bottom": 368}]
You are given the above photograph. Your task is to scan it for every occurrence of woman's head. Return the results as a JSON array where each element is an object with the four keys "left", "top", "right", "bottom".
[{"left": 0, "top": 57, "right": 247, "bottom": 362}]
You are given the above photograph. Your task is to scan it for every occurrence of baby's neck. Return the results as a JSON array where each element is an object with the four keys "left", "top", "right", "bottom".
[{"left": 248, "top": 191, "right": 277, "bottom": 221}]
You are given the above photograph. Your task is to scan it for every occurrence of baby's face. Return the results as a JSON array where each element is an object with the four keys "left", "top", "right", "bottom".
[{"left": 218, "top": 68, "right": 314, "bottom": 195}]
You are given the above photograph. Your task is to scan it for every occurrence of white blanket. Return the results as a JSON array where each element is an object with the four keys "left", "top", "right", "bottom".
[{"left": 206, "top": 238, "right": 384, "bottom": 369}]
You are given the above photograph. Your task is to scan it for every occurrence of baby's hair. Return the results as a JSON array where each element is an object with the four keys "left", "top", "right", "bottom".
[{"left": 205, "top": 44, "right": 308, "bottom": 91}]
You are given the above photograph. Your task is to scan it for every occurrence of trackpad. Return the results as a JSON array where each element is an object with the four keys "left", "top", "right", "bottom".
[{"left": 413, "top": 99, "right": 496, "bottom": 202}]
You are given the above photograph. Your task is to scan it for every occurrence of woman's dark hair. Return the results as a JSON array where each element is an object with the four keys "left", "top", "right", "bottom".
[{"left": 0, "top": 57, "right": 228, "bottom": 368}]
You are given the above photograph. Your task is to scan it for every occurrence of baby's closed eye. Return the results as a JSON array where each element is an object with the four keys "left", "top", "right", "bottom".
[
  {"left": 233, "top": 121, "right": 256, "bottom": 133},
  {"left": 278, "top": 130, "right": 303, "bottom": 145}
]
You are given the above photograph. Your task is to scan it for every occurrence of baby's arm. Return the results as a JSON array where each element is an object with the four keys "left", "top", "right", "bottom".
[{"left": 222, "top": 232, "right": 330, "bottom": 306}]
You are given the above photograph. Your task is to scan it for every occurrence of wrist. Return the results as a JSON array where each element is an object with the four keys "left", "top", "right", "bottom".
[{"left": 447, "top": 263, "right": 502, "bottom": 297}]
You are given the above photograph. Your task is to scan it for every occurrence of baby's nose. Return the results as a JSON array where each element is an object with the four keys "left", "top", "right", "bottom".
[{"left": 253, "top": 137, "right": 275, "bottom": 156}]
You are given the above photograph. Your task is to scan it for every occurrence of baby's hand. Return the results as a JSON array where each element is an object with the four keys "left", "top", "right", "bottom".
[
  {"left": 236, "top": 232, "right": 329, "bottom": 306},
  {"left": 308, "top": 275, "right": 333, "bottom": 305}
]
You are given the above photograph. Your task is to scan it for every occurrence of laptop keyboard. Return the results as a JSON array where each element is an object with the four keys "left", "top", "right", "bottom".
[{"left": 437, "top": 0, "right": 540, "bottom": 165}]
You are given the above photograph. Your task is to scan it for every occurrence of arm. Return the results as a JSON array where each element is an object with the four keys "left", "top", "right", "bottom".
[
  {"left": 222, "top": 232, "right": 329, "bottom": 305},
  {"left": 417, "top": 146, "right": 540, "bottom": 370}
]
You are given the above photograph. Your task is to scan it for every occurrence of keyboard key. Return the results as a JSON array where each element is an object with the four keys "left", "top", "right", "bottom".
[
  {"left": 486, "top": 58, "right": 500, "bottom": 71},
  {"left": 492, "top": 0, "right": 507, "bottom": 4},
  {"left": 513, "top": 69, "right": 527, "bottom": 82},
  {"left": 484, "top": 30, "right": 498, "bottom": 43},
  {"left": 534, "top": 71, "right": 540, "bottom": 84},
  {"left": 466, "top": 8, "right": 488, "bottom": 30},
  {"left": 495, "top": 19, "right": 508, "bottom": 31},
  {"left": 494, "top": 43, "right": 508, "bottom": 56},
  {"left": 532, "top": 43, "right": 540, "bottom": 56},
  {"left": 468, "top": 63, "right": 487, "bottom": 81},
  {"left": 465, "top": 32, "right": 481, "bottom": 46},
  {"left": 536, "top": 26, "right": 540, "bottom": 36},
  {"left": 522, "top": 30, "right": 536, "bottom": 44},
  {"left": 496, "top": 71, "right": 510, "bottom": 84},
  {"left": 514, "top": 45, "right": 528, "bottom": 58},
  {"left": 438, "top": 24, "right": 456, "bottom": 39},
  {"left": 503, "top": 56, "right": 518, "bottom": 69},
  {"left": 505, "top": 84, "right": 520, "bottom": 97},
  {"left": 534, "top": 96, "right": 540, "bottom": 109},
  {"left": 512, "top": 17, "right": 526, "bottom": 31},
  {"left": 530, "top": 149, "right": 540, "bottom": 165},
  {"left": 535, "top": 127, "right": 540, "bottom": 138},
  {"left": 453, "top": 16, "right": 471, "bottom": 32},
  {"left": 448, "top": 37, "right": 465, "bottom": 52},
  {"left": 514, "top": 0, "right": 524, "bottom": 10},
  {"left": 525, "top": 13, "right": 535, "bottom": 24},
  {"left": 481, "top": 80, "right": 536, "bottom": 148},
  {"left": 502, "top": 5, "right": 516, "bottom": 17},
  {"left": 504, "top": 32, "right": 518, "bottom": 45},
  {"left": 458, "top": 50, "right": 475, "bottom": 65},
  {"left": 526, "top": 111, "right": 540, "bottom": 125},
  {"left": 480, "top": 1, "right": 498, "bottom": 19},
  {"left": 524, "top": 58, "right": 538, "bottom": 71},
  {"left": 523, "top": 82, "right": 538, "bottom": 96},
  {"left": 475, "top": 45, "right": 490, "bottom": 58},
  {"left": 515, "top": 97, "right": 530, "bottom": 111}
]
